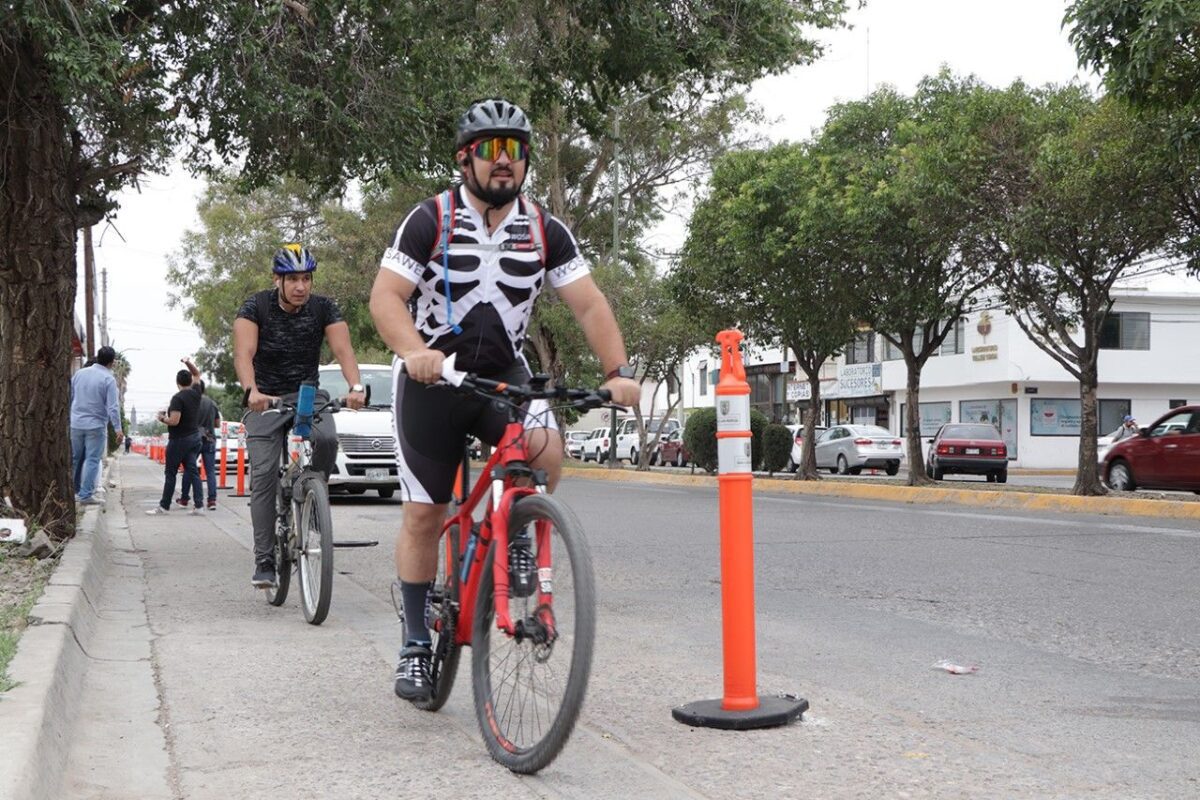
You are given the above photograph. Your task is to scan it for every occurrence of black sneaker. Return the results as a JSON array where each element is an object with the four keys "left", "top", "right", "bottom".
[
  {"left": 509, "top": 534, "right": 537, "bottom": 598},
  {"left": 394, "top": 644, "right": 433, "bottom": 701},
  {"left": 251, "top": 561, "right": 277, "bottom": 588}
]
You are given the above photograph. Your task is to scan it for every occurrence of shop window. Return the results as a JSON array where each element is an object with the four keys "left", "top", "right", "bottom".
[
  {"left": 1099, "top": 312, "right": 1150, "bottom": 350},
  {"left": 1098, "top": 399, "right": 1131, "bottom": 435},
  {"left": 846, "top": 331, "right": 875, "bottom": 364},
  {"left": 940, "top": 318, "right": 966, "bottom": 355}
]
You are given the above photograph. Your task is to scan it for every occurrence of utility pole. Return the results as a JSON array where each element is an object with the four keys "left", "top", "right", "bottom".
[
  {"left": 611, "top": 114, "right": 620, "bottom": 261},
  {"left": 100, "top": 266, "right": 109, "bottom": 347},
  {"left": 83, "top": 227, "right": 96, "bottom": 360}
]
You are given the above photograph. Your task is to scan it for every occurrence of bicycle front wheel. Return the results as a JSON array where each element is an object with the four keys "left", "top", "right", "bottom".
[
  {"left": 471, "top": 494, "right": 596, "bottom": 774},
  {"left": 296, "top": 475, "right": 334, "bottom": 625}
]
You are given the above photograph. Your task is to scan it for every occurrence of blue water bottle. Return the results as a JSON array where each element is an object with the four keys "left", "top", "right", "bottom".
[
  {"left": 460, "top": 521, "right": 481, "bottom": 584},
  {"left": 293, "top": 381, "right": 316, "bottom": 438}
]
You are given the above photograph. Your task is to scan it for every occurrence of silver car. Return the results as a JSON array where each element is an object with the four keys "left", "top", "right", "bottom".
[{"left": 814, "top": 424, "right": 904, "bottom": 476}]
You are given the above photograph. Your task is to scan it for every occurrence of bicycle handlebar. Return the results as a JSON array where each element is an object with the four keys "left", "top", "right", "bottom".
[{"left": 396, "top": 354, "right": 615, "bottom": 413}]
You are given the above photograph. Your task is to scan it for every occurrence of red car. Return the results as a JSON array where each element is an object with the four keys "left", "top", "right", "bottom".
[
  {"left": 655, "top": 429, "right": 692, "bottom": 467},
  {"left": 926, "top": 423, "right": 1009, "bottom": 483},
  {"left": 1103, "top": 405, "right": 1200, "bottom": 493}
]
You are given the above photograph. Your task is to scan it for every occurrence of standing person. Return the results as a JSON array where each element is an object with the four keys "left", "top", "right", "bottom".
[
  {"left": 69, "top": 345, "right": 124, "bottom": 505},
  {"left": 177, "top": 359, "right": 222, "bottom": 511},
  {"left": 1110, "top": 414, "right": 1138, "bottom": 442},
  {"left": 146, "top": 370, "right": 203, "bottom": 516},
  {"left": 369, "top": 97, "right": 641, "bottom": 702},
  {"left": 233, "top": 244, "right": 368, "bottom": 589},
  {"left": 124, "top": 432, "right": 132, "bottom": 454}
]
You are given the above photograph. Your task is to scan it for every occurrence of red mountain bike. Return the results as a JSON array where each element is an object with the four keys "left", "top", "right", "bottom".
[{"left": 393, "top": 361, "right": 612, "bottom": 773}]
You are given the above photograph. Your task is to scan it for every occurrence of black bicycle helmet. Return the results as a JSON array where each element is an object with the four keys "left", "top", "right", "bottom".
[{"left": 454, "top": 98, "right": 532, "bottom": 151}]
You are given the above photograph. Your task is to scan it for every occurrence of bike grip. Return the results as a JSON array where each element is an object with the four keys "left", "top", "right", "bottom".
[
  {"left": 595, "top": 389, "right": 613, "bottom": 402},
  {"left": 394, "top": 353, "right": 467, "bottom": 387}
]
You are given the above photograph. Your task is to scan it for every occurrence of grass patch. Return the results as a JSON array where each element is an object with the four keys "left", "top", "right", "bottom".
[{"left": 0, "top": 546, "right": 57, "bottom": 693}]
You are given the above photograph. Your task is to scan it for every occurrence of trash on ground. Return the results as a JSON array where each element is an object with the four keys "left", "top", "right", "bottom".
[
  {"left": 933, "top": 660, "right": 978, "bottom": 675},
  {"left": 0, "top": 517, "right": 28, "bottom": 545}
]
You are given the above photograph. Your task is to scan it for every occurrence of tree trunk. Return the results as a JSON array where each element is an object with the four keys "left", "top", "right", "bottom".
[
  {"left": 903, "top": 358, "right": 931, "bottom": 485},
  {"left": 0, "top": 36, "right": 79, "bottom": 537},
  {"left": 1073, "top": 362, "right": 1106, "bottom": 495},
  {"left": 798, "top": 370, "right": 822, "bottom": 480}
]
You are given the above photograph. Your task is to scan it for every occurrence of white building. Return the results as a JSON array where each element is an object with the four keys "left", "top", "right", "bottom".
[{"left": 673, "top": 289, "right": 1200, "bottom": 468}]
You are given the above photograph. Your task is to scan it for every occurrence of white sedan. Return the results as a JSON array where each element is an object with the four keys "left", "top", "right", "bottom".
[{"left": 814, "top": 424, "right": 905, "bottom": 476}]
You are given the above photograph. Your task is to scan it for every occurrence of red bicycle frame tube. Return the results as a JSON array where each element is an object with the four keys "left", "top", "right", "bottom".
[{"left": 442, "top": 419, "right": 545, "bottom": 641}]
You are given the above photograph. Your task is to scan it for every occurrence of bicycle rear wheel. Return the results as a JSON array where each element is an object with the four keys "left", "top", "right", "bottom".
[
  {"left": 296, "top": 474, "right": 334, "bottom": 625},
  {"left": 471, "top": 494, "right": 595, "bottom": 774},
  {"left": 413, "top": 523, "right": 462, "bottom": 712}
]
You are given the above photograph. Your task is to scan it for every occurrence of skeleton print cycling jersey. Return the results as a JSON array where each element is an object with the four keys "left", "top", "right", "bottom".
[{"left": 379, "top": 186, "right": 589, "bottom": 376}]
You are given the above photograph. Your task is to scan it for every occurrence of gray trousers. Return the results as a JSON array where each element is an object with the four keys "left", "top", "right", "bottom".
[{"left": 244, "top": 394, "right": 338, "bottom": 562}]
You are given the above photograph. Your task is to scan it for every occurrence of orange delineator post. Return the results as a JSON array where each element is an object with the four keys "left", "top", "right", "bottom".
[
  {"left": 232, "top": 432, "right": 248, "bottom": 497},
  {"left": 672, "top": 329, "right": 807, "bottom": 731},
  {"left": 217, "top": 423, "right": 228, "bottom": 489}
]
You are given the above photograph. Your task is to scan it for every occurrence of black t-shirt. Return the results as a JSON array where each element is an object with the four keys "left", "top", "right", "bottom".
[
  {"left": 168, "top": 388, "right": 202, "bottom": 440},
  {"left": 235, "top": 290, "right": 344, "bottom": 396}
]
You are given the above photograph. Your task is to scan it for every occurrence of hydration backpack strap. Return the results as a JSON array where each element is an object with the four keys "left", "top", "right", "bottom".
[
  {"left": 523, "top": 196, "right": 547, "bottom": 267},
  {"left": 433, "top": 189, "right": 462, "bottom": 334}
]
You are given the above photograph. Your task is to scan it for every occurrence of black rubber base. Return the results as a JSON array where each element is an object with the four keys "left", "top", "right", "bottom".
[{"left": 672, "top": 694, "right": 808, "bottom": 730}]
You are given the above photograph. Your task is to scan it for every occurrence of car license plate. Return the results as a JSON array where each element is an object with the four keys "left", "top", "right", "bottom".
[
  {"left": 366, "top": 467, "right": 389, "bottom": 481},
  {"left": 965, "top": 448, "right": 980, "bottom": 455}
]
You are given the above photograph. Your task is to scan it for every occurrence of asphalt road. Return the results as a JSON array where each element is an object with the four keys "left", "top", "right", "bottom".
[{"left": 68, "top": 457, "right": 1200, "bottom": 798}]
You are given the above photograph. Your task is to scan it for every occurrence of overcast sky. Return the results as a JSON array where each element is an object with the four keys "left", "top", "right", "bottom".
[{"left": 81, "top": 0, "right": 1109, "bottom": 420}]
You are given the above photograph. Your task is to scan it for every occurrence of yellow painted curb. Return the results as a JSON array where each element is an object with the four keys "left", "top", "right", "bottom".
[{"left": 562, "top": 467, "right": 1200, "bottom": 522}]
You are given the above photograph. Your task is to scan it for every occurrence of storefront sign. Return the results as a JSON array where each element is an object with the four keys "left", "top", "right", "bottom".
[
  {"left": 836, "top": 363, "right": 882, "bottom": 398},
  {"left": 787, "top": 380, "right": 812, "bottom": 401},
  {"left": 971, "top": 344, "right": 999, "bottom": 362}
]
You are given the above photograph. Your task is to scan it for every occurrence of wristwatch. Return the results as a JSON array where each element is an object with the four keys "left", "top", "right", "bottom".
[
  {"left": 605, "top": 364, "right": 634, "bottom": 380},
  {"left": 350, "top": 384, "right": 365, "bottom": 393}
]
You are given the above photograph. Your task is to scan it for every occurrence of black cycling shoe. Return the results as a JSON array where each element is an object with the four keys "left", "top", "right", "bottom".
[
  {"left": 394, "top": 644, "right": 433, "bottom": 701},
  {"left": 251, "top": 561, "right": 277, "bottom": 589},
  {"left": 509, "top": 533, "right": 537, "bottom": 598}
]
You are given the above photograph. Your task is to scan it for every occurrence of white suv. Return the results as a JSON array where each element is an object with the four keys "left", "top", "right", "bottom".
[
  {"left": 320, "top": 364, "right": 400, "bottom": 499},
  {"left": 580, "top": 427, "right": 612, "bottom": 463},
  {"left": 617, "top": 417, "right": 680, "bottom": 465}
]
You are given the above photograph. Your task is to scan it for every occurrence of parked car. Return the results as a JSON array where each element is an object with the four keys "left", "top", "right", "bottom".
[
  {"left": 580, "top": 427, "right": 613, "bottom": 463},
  {"left": 655, "top": 429, "right": 692, "bottom": 467},
  {"left": 319, "top": 363, "right": 400, "bottom": 498},
  {"left": 1103, "top": 405, "right": 1200, "bottom": 493},
  {"left": 785, "top": 423, "right": 828, "bottom": 473},
  {"left": 925, "top": 423, "right": 1009, "bottom": 483},
  {"left": 564, "top": 430, "right": 591, "bottom": 459},
  {"left": 616, "top": 417, "right": 680, "bottom": 464},
  {"left": 814, "top": 425, "right": 904, "bottom": 475}
]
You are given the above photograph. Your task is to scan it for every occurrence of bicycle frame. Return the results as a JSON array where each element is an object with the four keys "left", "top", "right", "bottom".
[{"left": 444, "top": 418, "right": 551, "bottom": 640}]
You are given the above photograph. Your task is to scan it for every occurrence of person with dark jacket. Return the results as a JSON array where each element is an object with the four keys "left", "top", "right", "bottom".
[
  {"left": 146, "top": 370, "right": 203, "bottom": 515},
  {"left": 178, "top": 359, "right": 222, "bottom": 510}
]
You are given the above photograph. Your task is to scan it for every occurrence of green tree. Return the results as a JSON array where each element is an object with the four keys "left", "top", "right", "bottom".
[
  {"left": 1066, "top": 1, "right": 1200, "bottom": 116},
  {"left": 2, "top": 1, "right": 492, "bottom": 535},
  {"left": 676, "top": 143, "right": 859, "bottom": 480},
  {"left": 610, "top": 265, "right": 708, "bottom": 470},
  {"left": 982, "top": 91, "right": 1181, "bottom": 494},
  {"left": 820, "top": 75, "right": 1012, "bottom": 484},
  {"left": 2, "top": 1, "right": 851, "bottom": 534}
]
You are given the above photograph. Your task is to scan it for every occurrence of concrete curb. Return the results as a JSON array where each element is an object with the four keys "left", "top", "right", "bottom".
[
  {"left": 0, "top": 463, "right": 114, "bottom": 800},
  {"left": 563, "top": 466, "right": 1200, "bottom": 522}
]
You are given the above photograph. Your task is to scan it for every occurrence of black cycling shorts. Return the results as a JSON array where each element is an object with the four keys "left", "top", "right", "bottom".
[{"left": 390, "top": 358, "right": 558, "bottom": 504}]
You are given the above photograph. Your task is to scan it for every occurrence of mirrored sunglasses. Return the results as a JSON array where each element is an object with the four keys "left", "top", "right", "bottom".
[{"left": 471, "top": 136, "right": 529, "bottom": 162}]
